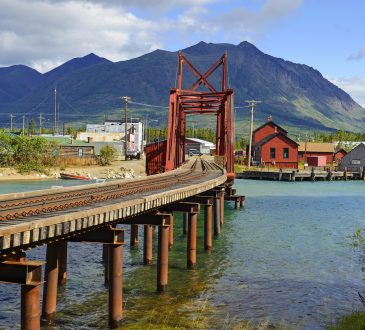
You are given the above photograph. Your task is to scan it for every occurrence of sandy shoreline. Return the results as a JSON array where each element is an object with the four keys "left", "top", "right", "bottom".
[{"left": 0, "top": 159, "right": 146, "bottom": 182}]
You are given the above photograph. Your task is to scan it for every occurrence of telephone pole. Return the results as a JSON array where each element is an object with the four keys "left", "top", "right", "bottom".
[
  {"left": 53, "top": 87, "right": 57, "bottom": 135},
  {"left": 246, "top": 100, "right": 261, "bottom": 169},
  {"left": 121, "top": 96, "right": 131, "bottom": 161},
  {"left": 22, "top": 115, "right": 25, "bottom": 136},
  {"left": 10, "top": 113, "right": 13, "bottom": 132},
  {"left": 39, "top": 113, "right": 43, "bottom": 134}
]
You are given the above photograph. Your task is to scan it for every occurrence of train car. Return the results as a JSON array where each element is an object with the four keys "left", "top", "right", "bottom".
[{"left": 145, "top": 140, "right": 167, "bottom": 175}]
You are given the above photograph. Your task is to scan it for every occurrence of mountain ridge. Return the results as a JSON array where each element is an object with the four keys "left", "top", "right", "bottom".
[{"left": 0, "top": 41, "right": 364, "bottom": 132}]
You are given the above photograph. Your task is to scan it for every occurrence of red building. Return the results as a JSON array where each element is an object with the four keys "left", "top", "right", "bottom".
[
  {"left": 334, "top": 148, "right": 347, "bottom": 162},
  {"left": 251, "top": 117, "right": 298, "bottom": 169},
  {"left": 297, "top": 142, "right": 334, "bottom": 164}
]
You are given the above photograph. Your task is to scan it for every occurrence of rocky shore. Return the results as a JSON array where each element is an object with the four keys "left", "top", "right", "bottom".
[{"left": 0, "top": 160, "right": 146, "bottom": 182}]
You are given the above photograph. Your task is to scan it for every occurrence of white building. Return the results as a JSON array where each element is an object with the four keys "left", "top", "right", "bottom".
[
  {"left": 79, "top": 119, "right": 144, "bottom": 157},
  {"left": 185, "top": 138, "right": 215, "bottom": 155}
]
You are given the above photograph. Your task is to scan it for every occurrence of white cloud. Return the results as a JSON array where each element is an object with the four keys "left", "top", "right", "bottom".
[
  {"left": 328, "top": 76, "right": 365, "bottom": 108},
  {"left": 0, "top": 0, "right": 165, "bottom": 72},
  {"left": 0, "top": 0, "right": 305, "bottom": 72}
]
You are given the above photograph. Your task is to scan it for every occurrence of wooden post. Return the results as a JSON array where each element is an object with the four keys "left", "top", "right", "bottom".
[
  {"left": 130, "top": 224, "right": 138, "bottom": 247},
  {"left": 21, "top": 284, "right": 41, "bottom": 330},
  {"left": 143, "top": 225, "right": 153, "bottom": 265},
  {"left": 204, "top": 204, "right": 212, "bottom": 251},
  {"left": 343, "top": 167, "right": 347, "bottom": 181},
  {"left": 58, "top": 241, "right": 67, "bottom": 286},
  {"left": 157, "top": 225, "right": 169, "bottom": 292},
  {"left": 187, "top": 212, "right": 197, "bottom": 269},
  {"left": 213, "top": 197, "right": 221, "bottom": 236},
  {"left": 42, "top": 242, "right": 61, "bottom": 323}
]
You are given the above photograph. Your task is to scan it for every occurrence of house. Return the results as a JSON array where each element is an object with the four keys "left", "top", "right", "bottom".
[
  {"left": 252, "top": 115, "right": 287, "bottom": 144},
  {"left": 334, "top": 148, "right": 347, "bottom": 162},
  {"left": 251, "top": 116, "right": 298, "bottom": 169},
  {"left": 297, "top": 142, "right": 335, "bottom": 164},
  {"left": 41, "top": 135, "right": 97, "bottom": 166},
  {"left": 339, "top": 143, "right": 365, "bottom": 171},
  {"left": 252, "top": 133, "right": 299, "bottom": 169}
]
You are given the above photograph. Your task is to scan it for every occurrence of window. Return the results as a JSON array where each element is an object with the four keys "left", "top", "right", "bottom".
[
  {"left": 78, "top": 148, "right": 83, "bottom": 157},
  {"left": 270, "top": 148, "right": 276, "bottom": 159},
  {"left": 283, "top": 148, "right": 289, "bottom": 159},
  {"left": 352, "top": 159, "right": 361, "bottom": 165}
]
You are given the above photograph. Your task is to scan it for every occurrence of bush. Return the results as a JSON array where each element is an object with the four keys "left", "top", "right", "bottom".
[{"left": 98, "top": 146, "right": 116, "bottom": 166}]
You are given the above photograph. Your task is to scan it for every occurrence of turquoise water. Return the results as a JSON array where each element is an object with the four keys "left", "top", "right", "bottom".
[{"left": 1, "top": 180, "right": 365, "bottom": 329}]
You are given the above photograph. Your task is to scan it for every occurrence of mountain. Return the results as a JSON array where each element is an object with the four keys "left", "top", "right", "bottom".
[
  {"left": 43, "top": 53, "right": 111, "bottom": 82},
  {"left": 0, "top": 42, "right": 364, "bottom": 132},
  {"left": 0, "top": 65, "right": 42, "bottom": 104}
]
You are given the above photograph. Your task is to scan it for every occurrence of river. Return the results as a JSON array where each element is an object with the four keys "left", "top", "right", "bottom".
[{"left": 0, "top": 179, "right": 365, "bottom": 329}]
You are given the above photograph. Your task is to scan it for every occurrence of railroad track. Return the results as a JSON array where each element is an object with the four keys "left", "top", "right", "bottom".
[{"left": 0, "top": 159, "right": 219, "bottom": 222}]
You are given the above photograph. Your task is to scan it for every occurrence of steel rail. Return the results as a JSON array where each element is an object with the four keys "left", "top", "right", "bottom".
[{"left": 0, "top": 159, "right": 215, "bottom": 222}]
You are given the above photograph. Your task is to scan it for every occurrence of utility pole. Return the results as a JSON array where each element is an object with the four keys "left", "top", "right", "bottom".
[
  {"left": 10, "top": 113, "right": 13, "bottom": 132},
  {"left": 22, "top": 115, "right": 25, "bottom": 136},
  {"left": 246, "top": 100, "right": 261, "bottom": 169},
  {"left": 53, "top": 87, "right": 57, "bottom": 136},
  {"left": 121, "top": 96, "right": 131, "bottom": 161},
  {"left": 39, "top": 113, "right": 43, "bottom": 134}
]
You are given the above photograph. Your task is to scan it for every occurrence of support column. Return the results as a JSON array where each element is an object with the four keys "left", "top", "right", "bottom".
[
  {"left": 168, "top": 214, "right": 174, "bottom": 249},
  {"left": 187, "top": 212, "right": 197, "bottom": 269},
  {"left": 143, "top": 225, "right": 153, "bottom": 265},
  {"left": 42, "top": 242, "right": 62, "bottom": 323},
  {"left": 103, "top": 244, "right": 109, "bottom": 285},
  {"left": 21, "top": 284, "right": 41, "bottom": 330},
  {"left": 157, "top": 225, "right": 169, "bottom": 292},
  {"left": 220, "top": 193, "right": 224, "bottom": 226},
  {"left": 213, "top": 197, "right": 221, "bottom": 236},
  {"left": 204, "top": 204, "right": 213, "bottom": 251},
  {"left": 58, "top": 241, "right": 67, "bottom": 286},
  {"left": 183, "top": 213, "right": 188, "bottom": 235},
  {"left": 130, "top": 224, "right": 138, "bottom": 247},
  {"left": 108, "top": 244, "right": 124, "bottom": 328}
]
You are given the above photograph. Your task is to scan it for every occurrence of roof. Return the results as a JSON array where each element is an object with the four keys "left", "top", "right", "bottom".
[
  {"left": 254, "top": 132, "right": 299, "bottom": 147},
  {"left": 253, "top": 120, "right": 288, "bottom": 135},
  {"left": 298, "top": 142, "right": 334, "bottom": 153},
  {"left": 185, "top": 138, "right": 215, "bottom": 147}
]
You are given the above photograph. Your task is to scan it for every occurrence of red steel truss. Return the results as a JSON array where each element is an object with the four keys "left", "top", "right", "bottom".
[{"left": 165, "top": 51, "right": 235, "bottom": 180}]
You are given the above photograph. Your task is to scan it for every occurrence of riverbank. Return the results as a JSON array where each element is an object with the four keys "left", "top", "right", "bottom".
[{"left": 0, "top": 159, "right": 146, "bottom": 181}]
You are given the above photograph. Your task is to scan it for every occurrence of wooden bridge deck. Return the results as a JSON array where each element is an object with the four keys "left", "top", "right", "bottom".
[{"left": 0, "top": 160, "right": 226, "bottom": 258}]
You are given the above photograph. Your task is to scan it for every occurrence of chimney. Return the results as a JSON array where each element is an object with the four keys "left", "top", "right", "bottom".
[
  {"left": 274, "top": 126, "right": 277, "bottom": 133},
  {"left": 268, "top": 115, "right": 272, "bottom": 122}
]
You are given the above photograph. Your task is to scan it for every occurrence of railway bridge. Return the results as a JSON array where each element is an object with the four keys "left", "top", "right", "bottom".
[
  {"left": 0, "top": 52, "right": 244, "bottom": 329},
  {"left": 0, "top": 159, "right": 243, "bottom": 329}
]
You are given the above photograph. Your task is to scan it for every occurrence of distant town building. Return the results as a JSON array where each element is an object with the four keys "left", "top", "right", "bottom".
[
  {"left": 185, "top": 138, "right": 215, "bottom": 155},
  {"left": 41, "top": 135, "right": 96, "bottom": 165},
  {"left": 78, "top": 119, "right": 144, "bottom": 159},
  {"left": 297, "top": 142, "right": 335, "bottom": 164},
  {"left": 334, "top": 148, "right": 347, "bottom": 163},
  {"left": 251, "top": 117, "right": 298, "bottom": 169},
  {"left": 339, "top": 143, "right": 365, "bottom": 171}
]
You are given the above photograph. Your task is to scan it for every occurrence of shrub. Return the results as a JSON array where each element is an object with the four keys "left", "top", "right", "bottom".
[{"left": 98, "top": 145, "right": 116, "bottom": 166}]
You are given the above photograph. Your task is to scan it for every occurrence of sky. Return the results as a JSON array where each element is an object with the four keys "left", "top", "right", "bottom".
[{"left": 0, "top": 0, "right": 365, "bottom": 106}]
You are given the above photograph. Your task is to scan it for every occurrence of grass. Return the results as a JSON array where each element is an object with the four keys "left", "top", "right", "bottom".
[{"left": 328, "top": 311, "right": 365, "bottom": 330}]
